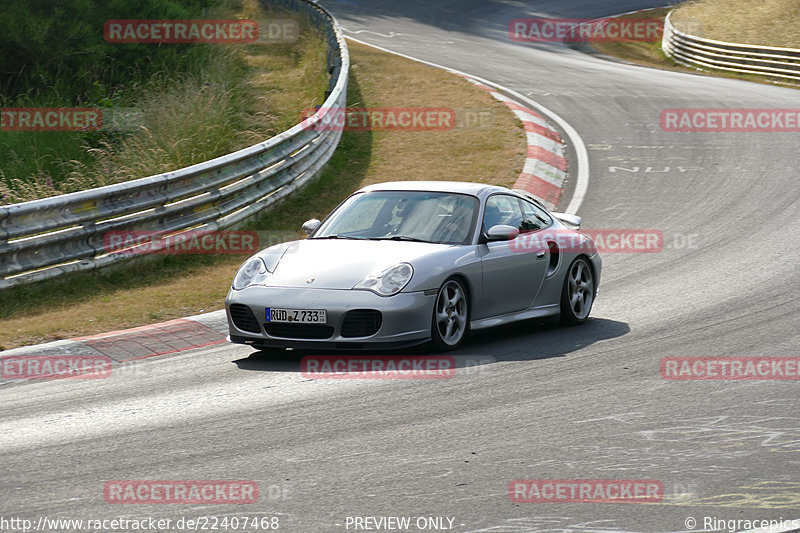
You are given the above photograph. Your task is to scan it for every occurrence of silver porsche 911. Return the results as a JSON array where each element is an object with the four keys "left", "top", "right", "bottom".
[{"left": 225, "top": 181, "right": 601, "bottom": 352}]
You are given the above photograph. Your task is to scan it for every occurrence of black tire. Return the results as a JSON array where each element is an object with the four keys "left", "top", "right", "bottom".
[
  {"left": 560, "top": 257, "right": 595, "bottom": 325},
  {"left": 431, "top": 278, "right": 470, "bottom": 351}
]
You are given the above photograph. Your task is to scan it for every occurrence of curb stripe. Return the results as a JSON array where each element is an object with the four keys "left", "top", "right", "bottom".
[
  {"left": 521, "top": 120, "right": 562, "bottom": 140},
  {"left": 522, "top": 160, "right": 567, "bottom": 187},
  {"left": 0, "top": 311, "right": 230, "bottom": 383},
  {"left": 515, "top": 174, "right": 564, "bottom": 205},
  {"left": 528, "top": 146, "right": 568, "bottom": 171},
  {"left": 512, "top": 110, "right": 551, "bottom": 130},
  {"left": 527, "top": 132, "right": 565, "bottom": 157}
]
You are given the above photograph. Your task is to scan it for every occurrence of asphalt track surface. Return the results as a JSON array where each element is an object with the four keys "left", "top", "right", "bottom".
[{"left": 2, "top": 1, "right": 800, "bottom": 532}]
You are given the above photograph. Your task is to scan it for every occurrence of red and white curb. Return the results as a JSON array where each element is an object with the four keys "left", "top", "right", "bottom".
[
  {"left": 459, "top": 75, "right": 568, "bottom": 210},
  {"left": 0, "top": 310, "right": 229, "bottom": 383}
]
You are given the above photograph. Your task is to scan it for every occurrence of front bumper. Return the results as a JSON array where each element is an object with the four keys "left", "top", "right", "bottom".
[{"left": 225, "top": 286, "right": 435, "bottom": 350}]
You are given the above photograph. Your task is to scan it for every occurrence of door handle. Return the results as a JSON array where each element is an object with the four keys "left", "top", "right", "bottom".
[{"left": 536, "top": 250, "right": 547, "bottom": 259}]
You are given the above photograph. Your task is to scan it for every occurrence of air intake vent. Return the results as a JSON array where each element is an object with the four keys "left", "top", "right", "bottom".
[
  {"left": 264, "top": 323, "right": 335, "bottom": 339},
  {"left": 229, "top": 304, "right": 262, "bottom": 334},
  {"left": 341, "top": 309, "right": 383, "bottom": 338}
]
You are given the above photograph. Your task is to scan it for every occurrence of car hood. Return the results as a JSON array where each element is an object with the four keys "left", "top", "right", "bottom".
[{"left": 260, "top": 238, "right": 447, "bottom": 290}]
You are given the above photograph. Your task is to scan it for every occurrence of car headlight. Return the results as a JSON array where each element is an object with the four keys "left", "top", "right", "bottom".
[
  {"left": 232, "top": 257, "right": 269, "bottom": 290},
  {"left": 354, "top": 263, "right": 413, "bottom": 296}
]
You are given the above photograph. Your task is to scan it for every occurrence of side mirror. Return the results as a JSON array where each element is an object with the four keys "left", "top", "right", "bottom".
[
  {"left": 486, "top": 224, "right": 520, "bottom": 241},
  {"left": 302, "top": 219, "right": 321, "bottom": 234},
  {"left": 552, "top": 213, "right": 582, "bottom": 229}
]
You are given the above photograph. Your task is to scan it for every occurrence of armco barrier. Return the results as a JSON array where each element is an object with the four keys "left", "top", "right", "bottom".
[
  {"left": 0, "top": 0, "right": 349, "bottom": 289},
  {"left": 662, "top": 10, "right": 800, "bottom": 81}
]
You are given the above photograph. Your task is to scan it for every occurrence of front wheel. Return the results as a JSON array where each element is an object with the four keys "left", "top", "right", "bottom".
[
  {"left": 560, "top": 257, "right": 595, "bottom": 325},
  {"left": 431, "top": 278, "right": 469, "bottom": 351}
]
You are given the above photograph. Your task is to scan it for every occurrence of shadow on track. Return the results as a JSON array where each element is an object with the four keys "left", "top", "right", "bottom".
[{"left": 232, "top": 317, "right": 629, "bottom": 373}]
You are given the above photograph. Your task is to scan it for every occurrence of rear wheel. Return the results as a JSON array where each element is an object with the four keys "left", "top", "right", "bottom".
[
  {"left": 560, "top": 257, "right": 594, "bottom": 325},
  {"left": 431, "top": 278, "right": 469, "bottom": 351}
]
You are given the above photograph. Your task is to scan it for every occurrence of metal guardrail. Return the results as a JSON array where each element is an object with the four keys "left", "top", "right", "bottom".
[
  {"left": 662, "top": 10, "right": 800, "bottom": 81},
  {"left": 0, "top": 0, "right": 349, "bottom": 289}
]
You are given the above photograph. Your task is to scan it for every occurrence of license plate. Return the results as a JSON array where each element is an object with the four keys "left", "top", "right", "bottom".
[{"left": 266, "top": 308, "right": 327, "bottom": 324}]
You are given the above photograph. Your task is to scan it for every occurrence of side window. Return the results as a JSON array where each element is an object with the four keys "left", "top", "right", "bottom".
[
  {"left": 484, "top": 195, "right": 524, "bottom": 231},
  {"left": 519, "top": 199, "right": 552, "bottom": 232}
]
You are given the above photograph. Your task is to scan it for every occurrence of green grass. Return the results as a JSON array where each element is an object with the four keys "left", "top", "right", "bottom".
[
  {"left": 0, "top": 0, "right": 329, "bottom": 203},
  {"left": 0, "top": 0, "right": 229, "bottom": 201}
]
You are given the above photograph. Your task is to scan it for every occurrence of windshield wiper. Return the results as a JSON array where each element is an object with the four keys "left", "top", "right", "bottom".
[
  {"left": 317, "top": 234, "right": 431, "bottom": 243},
  {"left": 379, "top": 235, "right": 431, "bottom": 243}
]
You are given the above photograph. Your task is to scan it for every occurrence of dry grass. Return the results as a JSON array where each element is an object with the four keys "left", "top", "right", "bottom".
[
  {"left": 0, "top": 40, "right": 525, "bottom": 350},
  {"left": 350, "top": 44, "right": 523, "bottom": 186},
  {"left": 589, "top": 9, "right": 673, "bottom": 70},
  {"left": 235, "top": 0, "right": 329, "bottom": 138},
  {"left": 671, "top": 0, "right": 800, "bottom": 48},
  {"left": 590, "top": 7, "right": 800, "bottom": 88}
]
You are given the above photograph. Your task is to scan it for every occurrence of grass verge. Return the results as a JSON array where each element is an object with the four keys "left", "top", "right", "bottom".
[
  {"left": 0, "top": 0, "right": 329, "bottom": 203},
  {"left": 0, "top": 40, "right": 525, "bottom": 350},
  {"left": 671, "top": 0, "right": 800, "bottom": 48},
  {"left": 589, "top": 7, "right": 800, "bottom": 88}
]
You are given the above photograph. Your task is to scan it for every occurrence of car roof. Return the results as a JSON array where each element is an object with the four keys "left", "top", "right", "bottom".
[{"left": 357, "top": 180, "right": 512, "bottom": 198}]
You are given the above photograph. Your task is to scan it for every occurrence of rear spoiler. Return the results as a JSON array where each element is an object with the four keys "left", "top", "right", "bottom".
[{"left": 552, "top": 213, "right": 582, "bottom": 229}]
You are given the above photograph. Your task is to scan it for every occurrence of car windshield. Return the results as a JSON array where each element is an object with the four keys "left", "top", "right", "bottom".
[{"left": 314, "top": 190, "right": 479, "bottom": 245}]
